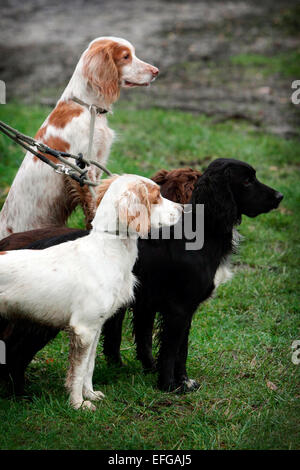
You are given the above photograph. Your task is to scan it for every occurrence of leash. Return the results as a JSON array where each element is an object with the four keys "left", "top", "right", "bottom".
[
  {"left": 72, "top": 96, "right": 108, "bottom": 163},
  {"left": 71, "top": 96, "right": 108, "bottom": 116},
  {"left": 0, "top": 119, "right": 113, "bottom": 198}
]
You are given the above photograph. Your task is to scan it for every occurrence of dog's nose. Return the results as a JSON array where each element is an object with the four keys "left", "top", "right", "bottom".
[
  {"left": 151, "top": 66, "right": 159, "bottom": 76},
  {"left": 275, "top": 191, "right": 284, "bottom": 203}
]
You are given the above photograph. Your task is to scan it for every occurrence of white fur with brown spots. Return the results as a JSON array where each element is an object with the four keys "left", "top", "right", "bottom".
[
  {"left": 0, "top": 174, "right": 181, "bottom": 410},
  {"left": 0, "top": 37, "right": 159, "bottom": 239}
]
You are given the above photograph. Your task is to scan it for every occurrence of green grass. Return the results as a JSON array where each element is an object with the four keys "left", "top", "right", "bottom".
[
  {"left": 230, "top": 51, "right": 300, "bottom": 79},
  {"left": 0, "top": 102, "right": 299, "bottom": 450}
]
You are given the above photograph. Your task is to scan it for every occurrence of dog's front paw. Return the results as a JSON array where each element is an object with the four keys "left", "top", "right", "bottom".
[
  {"left": 84, "top": 390, "right": 105, "bottom": 401},
  {"left": 176, "top": 379, "right": 200, "bottom": 394},
  {"left": 70, "top": 400, "right": 83, "bottom": 410},
  {"left": 81, "top": 400, "right": 97, "bottom": 411},
  {"left": 158, "top": 378, "right": 200, "bottom": 393},
  {"left": 70, "top": 398, "right": 97, "bottom": 411}
]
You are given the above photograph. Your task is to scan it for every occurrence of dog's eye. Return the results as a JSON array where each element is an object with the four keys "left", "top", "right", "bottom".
[
  {"left": 243, "top": 179, "right": 252, "bottom": 187},
  {"left": 124, "top": 54, "right": 130, "bottom": 60}
]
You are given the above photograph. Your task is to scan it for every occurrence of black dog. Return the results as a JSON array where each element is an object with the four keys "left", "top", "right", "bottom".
[
  {"left": 126, "top": 158, "right": 283, "bottom": 391},
  {"left": 0, "top": 159, "right": 283, "bottom": 394}
]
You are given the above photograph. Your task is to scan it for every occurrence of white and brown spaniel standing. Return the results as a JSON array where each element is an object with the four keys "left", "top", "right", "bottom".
[
  {"left": 0, "top": 37, "right": 159, "bottom": 239},
  {"left": 0, "top": 174, "right": 182, "bottom": 410}
]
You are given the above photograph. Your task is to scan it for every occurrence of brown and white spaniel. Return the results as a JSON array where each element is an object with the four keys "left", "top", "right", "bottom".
[{"left": 0, "top": 37, "right": 159, "bottom": 239}]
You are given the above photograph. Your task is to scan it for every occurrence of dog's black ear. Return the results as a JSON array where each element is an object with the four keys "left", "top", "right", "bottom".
[{"left": 191, "top": 167, "right": 238, "bottom": 233}]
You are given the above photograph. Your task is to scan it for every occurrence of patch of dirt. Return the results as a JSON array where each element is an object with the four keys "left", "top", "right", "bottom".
[{"left": 0, "top": 0, "right": 299, "bottom": 137}]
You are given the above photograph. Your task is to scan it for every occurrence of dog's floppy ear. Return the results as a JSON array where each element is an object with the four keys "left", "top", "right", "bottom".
[
  {"left": 118, "top": 183, "right": 151, "bottom": 236},
  {"left": 152, "top": 169, "right": 169, "bottom": 185},
  {"left": 192, "top": 167, "right": 238, "bottom": 232},
  {"left": 83, "top": 40, "right": 120, "bottom": 105},
  {"left": 152, "top": 168, "right": 202, "bottom": 204}
]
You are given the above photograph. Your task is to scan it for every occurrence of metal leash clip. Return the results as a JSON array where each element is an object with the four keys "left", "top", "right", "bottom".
[
  {"left": 54, "top": 164, "right": 71, "bottom": 176},
  {"left": 0, "top": 119, "right": 113, "bottom": 193}
]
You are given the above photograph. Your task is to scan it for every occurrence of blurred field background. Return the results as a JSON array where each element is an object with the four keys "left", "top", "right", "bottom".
[{"left": 0, "top": 0, "right": 299, "bottom": 450}]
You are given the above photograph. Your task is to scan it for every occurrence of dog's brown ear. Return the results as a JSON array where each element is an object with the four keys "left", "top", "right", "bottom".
[
  {"left": 151, "top": 169, "right": 169, "bottom": 185},
  {"left": 118, "top": 183, "right": 151, "bottom": 236},
  {"left": 176, "top": 168, "right": 202, "bottom": 204},
  {"left": 83, "top": 40, "right": 120, "bottom": 105},
  {"left": 96, "top": 175, "right": 119, "bottom": 207},
  {"left": 152, "top": 168, "right": 202, "bottom": 204}
]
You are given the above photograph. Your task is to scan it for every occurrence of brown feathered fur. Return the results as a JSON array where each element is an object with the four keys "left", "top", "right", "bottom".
[{"left": 152, "top": 168, "right": 202, "bottom": 204}]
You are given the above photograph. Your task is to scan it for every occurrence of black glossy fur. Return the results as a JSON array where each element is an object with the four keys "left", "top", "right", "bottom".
[
  {"left": 126, "top": 158, "right": 283, "bottom": 391},
  {"left": 0, "top": 159, "right": 283, "bottom": 394}
]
